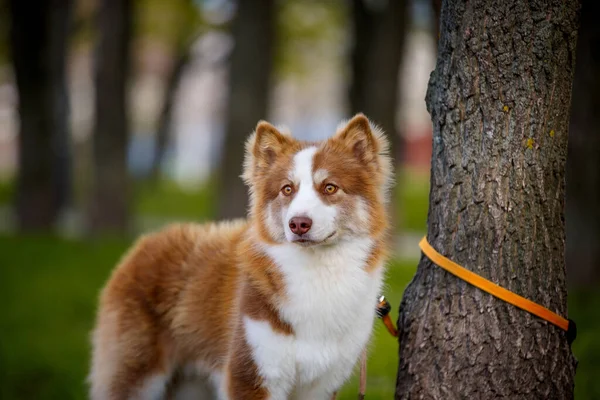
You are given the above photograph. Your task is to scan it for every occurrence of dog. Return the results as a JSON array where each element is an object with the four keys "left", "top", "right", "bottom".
[{"left": 88, "top": 113, "right": 394, "bottom": 399}]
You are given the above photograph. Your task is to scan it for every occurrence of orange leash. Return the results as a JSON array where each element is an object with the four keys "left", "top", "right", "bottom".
[
  {"left": 346, "top": 296, "right": 397, "bottom": 400},
  {"left": 419, "top": 236, "right": 576, "bottom": 343}
]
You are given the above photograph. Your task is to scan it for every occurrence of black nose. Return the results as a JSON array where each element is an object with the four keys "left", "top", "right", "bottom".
[{"left": 289, "top": 217, "right": 312, "bottom": 235}]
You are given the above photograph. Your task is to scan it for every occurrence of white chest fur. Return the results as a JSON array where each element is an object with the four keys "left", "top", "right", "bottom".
[{"left": 244, "top": 238, "right": 383, "bottom": 398}]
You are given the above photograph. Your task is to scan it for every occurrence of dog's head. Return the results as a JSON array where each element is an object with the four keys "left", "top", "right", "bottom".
[{"left": 243, "top": 114, "right": 393, "bottom": 247}]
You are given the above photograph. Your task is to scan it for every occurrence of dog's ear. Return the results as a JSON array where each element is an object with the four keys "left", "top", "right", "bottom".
[
  {"left": 242, "top": 121, "right": 292, "bottom": 184},
  {"left": 334, "top": 114, "right": 379, "bottom": 165},
  {"left": 253, "top": 121, "right": 292, "bottom": 167}
]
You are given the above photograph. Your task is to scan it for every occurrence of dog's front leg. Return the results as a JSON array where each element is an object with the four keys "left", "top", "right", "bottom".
[{"left": 226, "top": 317, "right": 295, "bottom": 400}]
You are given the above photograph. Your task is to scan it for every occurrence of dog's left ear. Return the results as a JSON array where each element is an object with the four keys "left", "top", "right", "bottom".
[{"left": 334, "top": 114, "right": 379, "bottom": 165}]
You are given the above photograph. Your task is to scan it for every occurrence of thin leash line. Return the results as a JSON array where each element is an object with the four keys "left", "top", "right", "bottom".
[{"left": 419, "top": 236, "right": 569, "bottom": 332}]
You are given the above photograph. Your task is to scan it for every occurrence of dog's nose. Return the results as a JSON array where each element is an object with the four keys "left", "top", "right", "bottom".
[{"left": 289, "top": 217, "right": 312, "bottom": 235}]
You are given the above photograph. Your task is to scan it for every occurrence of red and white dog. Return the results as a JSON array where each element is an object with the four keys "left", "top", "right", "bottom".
[{"left": 89, "top": 114, "right": 394, "bottom": 400}]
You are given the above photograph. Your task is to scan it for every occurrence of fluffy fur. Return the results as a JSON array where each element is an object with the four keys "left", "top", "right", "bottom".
[{"left": 88, "top": 114, "right": 394, "bottom": 400}]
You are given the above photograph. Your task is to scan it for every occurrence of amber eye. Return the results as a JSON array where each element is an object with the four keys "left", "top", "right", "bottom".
[
  {"left": 281, "top": 185, "right": 293, "bottom": 196},
  {"left": 324, "top": 184, "right": 338, "bottom": 195}
]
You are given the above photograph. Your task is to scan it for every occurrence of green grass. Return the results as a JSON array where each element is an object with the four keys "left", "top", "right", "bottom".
[
  {"left": 1, "top": 235, "right": 599, "bottom": 399},
  {"left": 569, "top": 291, "right": 600, "bottom": 400},
  {"left": 395, "top": 168, "right": 430, "bottom": 233},
  {"left": 0, "top": 235, "right": 416, "bottom": 399},
  {"left": 0, "top": 236, "right": 129, "bottom": 400},
  {"left": 134, "top": 179, "right": 217, "bottom": 221}
]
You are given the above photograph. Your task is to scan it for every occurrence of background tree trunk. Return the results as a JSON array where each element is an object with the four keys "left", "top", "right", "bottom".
[
  {"left": 9, "top": 0, "right": 72, "bottom": 231},
  {"left": 150, "top": 46, "right": 191, "bottom": 182},
  {"left": 349, "top": 0, "right": 408, "bottom": 164},
  {"left": 88, "top": 0, "right": 133, "bottom": 234},
  {"left": 396, "top": 0, "right": 579, "bottom": 398},
  {"left": 431, "top": 0, "right": 442, "bottom": 46},
  {"left": 217, "top": 0, "right": 275, "bottom": 220},
  {"left": 565, "top": 0, "right": 600, "bottom": 288}
]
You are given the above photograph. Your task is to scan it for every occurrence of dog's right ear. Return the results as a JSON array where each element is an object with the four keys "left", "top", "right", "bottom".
[
  {"left": 242, "top": 121, "right": 292, "bottom": 184},
  {"left": 253, "top": 121, "right": 292, "bottom": 167}
]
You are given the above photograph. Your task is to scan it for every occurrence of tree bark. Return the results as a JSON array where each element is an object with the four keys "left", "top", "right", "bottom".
[
  {"left": 9, "top": 0, "right": 72, "bottom": 231},
  {"left": 396, "top": 0, "right": 579, "bottom": 398},
  {"left": 217, "top": 0, "right": 275, "bottom": 220},
  {"left": 565, "top": 0, "right": 600, "bottom": 288},
  {"left": 88, "top": 0, "right": 133, "bottom": 234},
  {"left": 349, "top": 0, "right": 408, "bottom": 164}
]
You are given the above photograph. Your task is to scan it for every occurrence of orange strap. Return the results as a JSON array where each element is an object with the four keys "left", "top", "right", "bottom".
[{"left": 419, "top": 236, "right": 569, "bottom": 332}]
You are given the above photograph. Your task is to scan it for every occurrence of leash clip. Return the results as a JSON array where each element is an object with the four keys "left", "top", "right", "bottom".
[{"left": 376, "top": 295, "right": 398, "bottom": 337}]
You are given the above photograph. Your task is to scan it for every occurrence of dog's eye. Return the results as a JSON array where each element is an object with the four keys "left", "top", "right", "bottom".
[
  {"left": 324, "top": 184, "right": 338, "bottom": 195},
  {"left": 281, "top": 185, "right": 294, "bottom": 196}
]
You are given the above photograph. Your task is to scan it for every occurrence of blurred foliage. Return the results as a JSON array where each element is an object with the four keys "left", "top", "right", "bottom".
[
  {"left": 135, "top": 179, "right": 216, "bottom": 221},
  {"left": 396, "top": 168, "right": 430, "bottom": 232},
  {"left": 135, "top": 0, "right": 204, "bottom": 50},
  {"left": 275, "top": 0, "right": 347, "bottom": 77},
  {"left": 0, "top": 177, "right": 215, "bottom": 223},
  {"left": 0, "top": 179, "right": 12, "bottom": 206},
  {"left": 53, "top": 0, "right": 204, "bottom": 56},
  {"left": 569, "top": 291, "right": 600, "bottom": 400},
  {"left": 0, "top": 169, "right": 428, "bottom": 232}
]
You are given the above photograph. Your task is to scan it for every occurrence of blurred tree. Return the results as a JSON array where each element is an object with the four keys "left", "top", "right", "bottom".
[
  {"left": 150, "top": 46, "right": 192, "bottom": 181},
  {"left": 88, "top": 0, "right": 133, "bottom": 233},
  {"left": 349, "top": 0, "right": 408, "bottom": 164},
  {"left": 218, "top": 0, "right": 275, "bottom": 219},
  {"left": 274, "top": 0, "right": 346, "bottom": 78},
  {"left": 431, "top": 0, "right": 441, "bottom": 44},
  {"left": 396, "top": 0, "right": 578, "bottom": 398},
  {"left": 8, "top": 0, "right": 72, "bottom": 231},
  {"left": 0, "top": 2, "right": 10, "bottom": 65},
  {"left": 150, "top": 0, "right": 203, "bottom": 181},
  {"left": 566, "top": 0, "right": 600, "bottom": 288}
]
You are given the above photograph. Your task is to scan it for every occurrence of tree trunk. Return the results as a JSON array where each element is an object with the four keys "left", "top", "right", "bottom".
[
  {"left": 217, "top": 0, "right": 275, "bottom": 220},
  {"left": 349, "top": 0, "right": 408, "bottom": 164},
  {"left": 9, "top": 0, "right": 72, "bottom": 231},
  {"left": 150, "top": 46, "right": 191, "bottom": 182},
  {"left": 565, "top": 0, "right": 600, "bottom": 288},
  {"left": 431, "top": 0, "right": 442, "bottom": 45},
  {"left": 88, "top": 0, "right": 132, "bottom": 234},
  {"left": 396, "top": 0, "right": 579, "bottom": 398}
]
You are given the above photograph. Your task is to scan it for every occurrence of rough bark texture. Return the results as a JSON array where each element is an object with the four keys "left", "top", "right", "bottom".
[
  {"left": 217, "top": 0, "right": 275, "bottom": 220},
  {"left": 396, "top": 0, "right": 579, "bottom": 398},
  {"left": 349, "top": 0, "right": 408, "bottom": 164},
  {"left": 565, "top": 0, "right": 600, "bottom": 288},
  {"left": 9, "top": 0, "right": 72, "bottom": 231},
  {"left": 88, "top": 0, "right": 132, "bottom": 233}
]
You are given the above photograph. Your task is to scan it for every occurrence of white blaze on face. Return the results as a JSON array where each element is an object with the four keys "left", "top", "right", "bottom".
[{"left": 283, "top": 147, "right": 337, "bottom": 242}]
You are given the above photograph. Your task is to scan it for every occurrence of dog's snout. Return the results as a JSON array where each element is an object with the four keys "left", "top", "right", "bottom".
[{"left": 289, "top": 217, "right": 312, "bottom": 235}]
